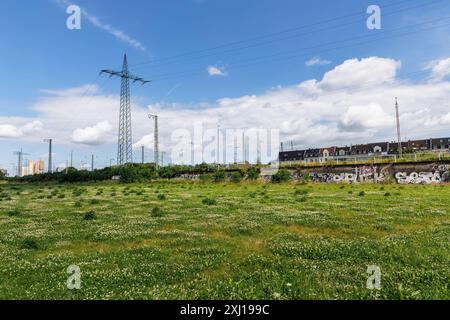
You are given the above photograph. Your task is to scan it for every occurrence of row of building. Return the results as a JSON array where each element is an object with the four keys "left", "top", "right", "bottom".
[{"left": 279, "top": 137, "right": 450, "bottom": 163}]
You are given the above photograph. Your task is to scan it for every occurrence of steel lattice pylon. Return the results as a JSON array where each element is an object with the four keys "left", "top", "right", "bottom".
[{"left": 101, "top": 55, "right": 150, "bottom": 165}]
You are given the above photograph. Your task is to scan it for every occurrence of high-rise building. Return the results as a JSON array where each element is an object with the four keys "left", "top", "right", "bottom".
[{"left": 28, "top": 160, "right": 45, "bottom": 175}]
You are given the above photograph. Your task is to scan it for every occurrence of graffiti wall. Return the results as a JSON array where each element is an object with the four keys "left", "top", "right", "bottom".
[{"left": 292, "top": 161, "right": 450, "bottom": 184}]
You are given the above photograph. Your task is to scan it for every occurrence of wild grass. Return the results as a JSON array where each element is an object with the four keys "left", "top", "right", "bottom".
[{"left": 0, "top": 181, "right": 448, "bottom": 299}]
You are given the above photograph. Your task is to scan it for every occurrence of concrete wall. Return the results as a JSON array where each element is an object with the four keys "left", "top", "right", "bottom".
[{"left": 285, "top": 161, "right": 450, "bottom": 184}]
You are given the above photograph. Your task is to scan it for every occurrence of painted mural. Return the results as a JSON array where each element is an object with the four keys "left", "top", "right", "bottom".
[{"left": 295, "top": 162, "right": 450, "bottom": 184}]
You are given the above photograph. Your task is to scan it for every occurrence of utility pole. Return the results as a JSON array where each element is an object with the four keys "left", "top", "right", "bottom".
[
  {"left": 395, "top": 97, "right": 402, "bottom": 158},
  {"left": 13, "top": 149, "right": 29, "bottom": 177},
  {"left": 234, "top": 135, "right": 238, "bottom": 164},
  {"left": 70, "top": 150, "right": 73, "bottom": 168},
  {"left": 217, "top": 125, "right": 220, "bottom": 164},
  {"left": 190, "top": 140, "right": 194, "bottom": 166},
  {"left": 44, "top": 139, "right": 52, "bottom": 173},
  {"left": 141, "top": 145, "right": 145, "bottom": 164},
  {"left": 101, "top": 54, "right": 151, "bottom": 165},
  {"left": 280, "top": 142, "right": 284, "bottom": 152},
  {"left": 161, "top": 152, "right": 166, "bottom": 167},
  {"left": 91, "top": 154, "right": 94, "bottom": 171},
  {"left": 291, "top": 141, "right": 294, "bottom": 151},
  {"left": 148, "top": 114, "right": 159, "bottom": 168},
  {"left": 257, "top": 130, "right": 261, "bottom": 164},
  {"left": 242, "top": 132, "right": 246, "bottom": 163}
]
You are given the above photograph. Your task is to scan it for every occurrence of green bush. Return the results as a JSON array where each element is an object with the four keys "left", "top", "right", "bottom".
[
  {"left": 358, "top": 191, "right": 366, "bottom": 196},
  {"left": 202, "top": 198, "right": 217, "bottom": 206},
  {"left": 247, "top": 167, "right": 259, "bottom": 180},
  {"left": 271, "top": 170, "right": 292, "bottom": 183},
  {"left": 90, "top": 199, "right": 100, "bottom": 205},
  {"left": 21, "top": 238, "right": 39, "bottom": 250},
  {"left": 151, "top": 206, "right": 164, "bottom": 217},
  {"left": 83, "top": 211, "right": 96, "bottom": 221},
  {"left": 231, "top": 171, "right": 242, "bottom": 183},
  {"left": 157, "top": 194, "right": 167, "bottom": 201},
  {"left": 213, "top": 169, "right": 226, "bottom": 182},
  {"left": 7, "top": 208, "right": 21, "bottom": 217}
]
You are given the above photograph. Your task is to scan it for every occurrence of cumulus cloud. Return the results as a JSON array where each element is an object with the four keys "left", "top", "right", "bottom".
[
  {"left": 320, "top": 57, "right": 401, "bottom": 89},
  {"left": 305, "top": 56, "right": 332, "bottom": 67},
  {"left": 0, "top": 120, "right": 43, "bottom": 139},
  {"left": 71, "top": 121, "right": 113, "bottom": 145},
  {"left": 426, "top": 57, "right": 450, "bottom": 82},
  {"left": 207, "top": 65, "right": 226, "bottom": 76},
  {"left": 133, "top": 134, "right": 153, "bottom": 149},
  {"left": 0, "top": 124, "right": 22, "bottom": 138}
]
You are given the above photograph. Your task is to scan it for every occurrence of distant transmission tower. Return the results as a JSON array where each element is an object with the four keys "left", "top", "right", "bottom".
[
  {"left": 101, "top": 54, "right": 150, "bottom": 165},
  {"left": 13, "top": 149, "right": 29, "bottom": 177},
  {"left": 148, "top": 114, "right": 159, "bottom": 168},
  {"left": 395, "top": 97, "right": 402, "bottom": 158}
]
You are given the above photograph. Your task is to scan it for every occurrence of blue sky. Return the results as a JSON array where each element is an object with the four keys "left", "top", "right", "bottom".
[{"left": 1, "top": 0, "right": 450, "bottom": 173}]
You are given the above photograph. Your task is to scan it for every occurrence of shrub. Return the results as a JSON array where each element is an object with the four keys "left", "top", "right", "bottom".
[
  {"left": 74, "top": 201, "right": 82, "bottom": 208},
  {"left": 271, "top": 170, "right": 292, "bottom": 183},
  {"left": 231, "top": 171, "right": 242, "bottom": 183},
  {"left": 7, "top": 208, "right": 21, "bottom": 217},
  {"left": 384, "top": 192, "right": 391, "bottom": 197},
  {"left": 83, "top": 211, "right": 96, "bottom": 221},
  {"left": 213, "top": 169, "right": 226, "bottom": 182},
  {"left": 21, "top": 238, "right": 39, "bottom": 250},
  {"left": 151, "top": 206, "right": 164, "bottom": 217},
  {"left": 358, "top": 191, "right": 366, "bottom": 196},
  {"left": 157, "top": 194, "right": 166, "bottom": 201},
  {"left": 247, "top": 167, "right": 259, "bottom": 181},
  {"left": 294, "top": 189, "right": 309, "bottom": 196},
  {"left": 90, "top": 199, "right": 100, "bottom": 205},
  {"left": 202, "top": 198, "right": 217, "bottom": 206},
  {"left": 58, "top": 194, "right": 65, "bottom": 199}
]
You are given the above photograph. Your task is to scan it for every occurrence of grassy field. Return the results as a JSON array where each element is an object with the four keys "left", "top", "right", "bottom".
[{"left": 0, "top": 181, "right": 448, "bottom": 300}]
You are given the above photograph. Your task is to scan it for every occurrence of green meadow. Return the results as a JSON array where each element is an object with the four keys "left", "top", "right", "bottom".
[{"left": 0, "top": 181, "right": 448, "bottom": 300}]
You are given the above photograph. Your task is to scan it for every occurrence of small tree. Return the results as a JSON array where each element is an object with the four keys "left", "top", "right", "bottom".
[
  {"left": 213, "top": 169, "right": 226, "bottom": 182},
  {"left": 271, "top": 169, "right": 292, "bottom": 183},
  {"left": 246, "top": 167, "right": 259, "bottom": 181},
  {"left": 231, "top": 171, "right": 242, "bottom": 183}
]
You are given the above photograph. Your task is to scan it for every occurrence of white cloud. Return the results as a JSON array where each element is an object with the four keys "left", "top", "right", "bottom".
[
  {"left": 0, "top": 120, "right": 43, "bottom": 139},
  {"left": 54, "top": 0, "right": 147, "bottom": 52},
  {"left": 207, "top": 65, "right": 226, "bottom": 76},
  {"left": 338, "top": 104, "right": 393, "bottom": 132},
  {"left": 0, "top": 124, "right": 22, "bottom": 138},
  {"left": 320, "top": 57, "right": 401, "bottom": 89},
  {"left": 305, "top": 56, "right": 332, "bottom": 67},
  {"left": 133, "top": 134, "right": 153, "bottom": 149},
  {"left": 426, "top": 57, "right": 450, "bottom": 82},
  {"left": 71, "top": 121, "right": 113, "bottom": 145}
]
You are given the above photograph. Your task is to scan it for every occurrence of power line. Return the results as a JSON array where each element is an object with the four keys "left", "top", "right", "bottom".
[
  {"left": 129, "top": 0, "right": 428, "bottom": 70},
  {"left": 148, "top": 17, "right": 450, "bottom": 82}
]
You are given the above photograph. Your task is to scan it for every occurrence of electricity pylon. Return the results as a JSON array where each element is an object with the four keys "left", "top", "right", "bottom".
[
  {"left": 148, "top": 114, "right": 159, "bottom": 168},
  {"left": 13, "top": 149, "right": 29, "bottom": 177},
  {"left": 101, "top": 54, "right": 150, "bottom": 165}
]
